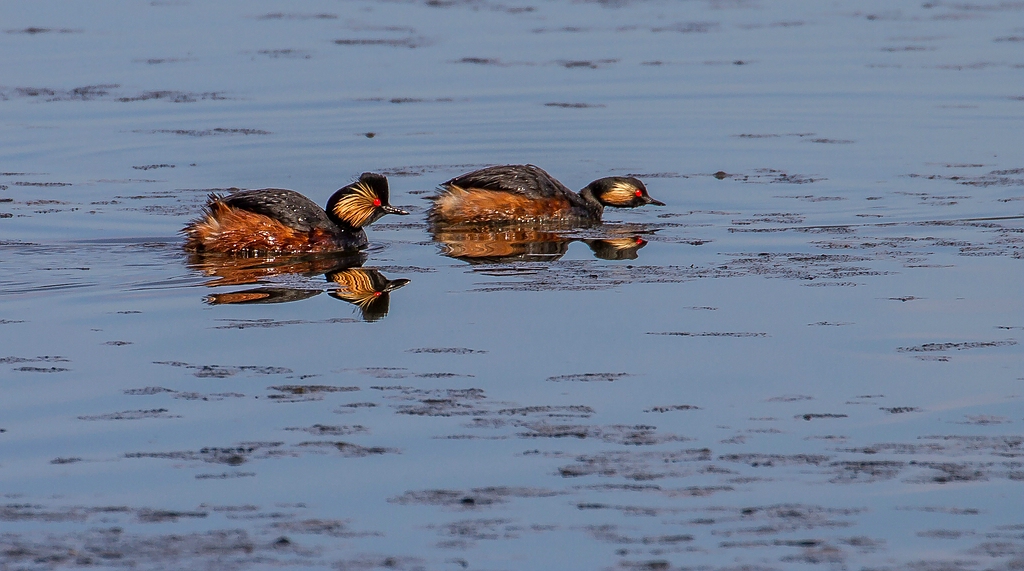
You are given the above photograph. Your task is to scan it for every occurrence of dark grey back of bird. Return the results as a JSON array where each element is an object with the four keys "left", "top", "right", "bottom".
[
  {"left": 223, "top": 188, "right": 335, "bottom": 232},
  {"left": 444, "top": 164, "right": 584, "bottom": 204}
]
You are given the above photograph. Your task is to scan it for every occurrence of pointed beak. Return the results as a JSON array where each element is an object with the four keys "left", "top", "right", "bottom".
[
  {"left": 645, "top": 196, "right": 666, "bottom": 206},
  {"left": 382, "top": 205, "right": 409, "bottom": 215},
  {"left": 383, "top": 278, "right": 410, "bottom": 292}
]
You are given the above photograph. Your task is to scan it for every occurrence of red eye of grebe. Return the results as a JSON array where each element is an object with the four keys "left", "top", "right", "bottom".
[
  {"left": 634, "top": 189, "right": 643, "bottom": 197},
  {"left": 373, "top": 291, "right": 382, "bottom": 297},
  {"left": 373, "top": 198, "right": 382, "bottom": 207}
]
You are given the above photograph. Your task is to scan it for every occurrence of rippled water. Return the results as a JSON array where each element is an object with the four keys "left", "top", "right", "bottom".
[{"left": 1, "top": 1, "right": 1022, "bottom": 569}]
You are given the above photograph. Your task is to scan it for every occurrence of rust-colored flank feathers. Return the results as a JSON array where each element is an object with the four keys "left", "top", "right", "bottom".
[
  {"left": 184, "top": 200, "right": 340, "bottom": 254},
  {"left": 431, "top": 185, "right": 574, "bottom": 226}
]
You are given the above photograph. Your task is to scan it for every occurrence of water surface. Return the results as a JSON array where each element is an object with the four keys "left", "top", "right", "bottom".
[{"left": 1, "top": 0, "right": 1022, "bottom": 569}]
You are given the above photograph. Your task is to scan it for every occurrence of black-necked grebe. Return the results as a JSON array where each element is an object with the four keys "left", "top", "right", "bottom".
[
  {"left": 183, "top": 172, "right": 408, "bottom": 254},
  {"left": 428, "top": 164, "right": 664, "bottom": 226}
]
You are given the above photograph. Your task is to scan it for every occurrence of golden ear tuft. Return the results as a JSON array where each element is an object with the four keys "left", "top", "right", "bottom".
[
  {"left": 331, "top": 181, "right": 380, "bottom": 227},
  {"left": 601, "top": 181, "right": 641, "bottom": 207}
]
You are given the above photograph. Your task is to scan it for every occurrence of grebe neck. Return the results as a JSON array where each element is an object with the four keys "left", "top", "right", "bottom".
[
  {"left": 327, "top": 215, "right": 362, "bottom": 234},
  {"left": 578, "top": 186, "right": 606, "bottom": 218}
]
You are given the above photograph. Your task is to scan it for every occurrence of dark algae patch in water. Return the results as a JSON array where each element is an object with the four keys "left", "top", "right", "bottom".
[
  {"left": 390, "top": 487, "right": 563, "bottom": 509},
  {"left": 77, "top": 408, "right": 181, "bottom": 421},
  {"left": 547, "top": 372, "right": 631, "bottom": 382},
  {"left": 153, "top": 360, "right": 292, "bottom": 378},
  {"left": 896, "top": 340, "right": 1018, "bottom": 352},
  {"left": 141, "top": 128, "right": 271, "bottom": 137},
  {"left": 0, "top": 85, "right": 228, "bottom": 103},
  {"left": 406, "top": 347, "right": 487, "bottom": 354}
]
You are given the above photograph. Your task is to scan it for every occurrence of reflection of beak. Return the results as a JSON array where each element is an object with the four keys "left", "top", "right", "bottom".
[
  {"left": 383, "top": 278, "right": 411, "bottom": 292},
  {"left": 382, "top": 205, "right": 410, "bottom": 215},
  {"left": 645, "top": 196, "right": 666, "bottom": 206}
]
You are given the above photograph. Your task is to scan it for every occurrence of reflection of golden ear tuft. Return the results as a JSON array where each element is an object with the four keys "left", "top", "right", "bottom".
[
  {"left": 602, "top": 237, "right": 643, "bottom": 251},
  {"left": 331, "top": 181, "right": 380, "bottom": 227},
  {"left": 330, "top": 268, "right": 383, "bottom": 309}
]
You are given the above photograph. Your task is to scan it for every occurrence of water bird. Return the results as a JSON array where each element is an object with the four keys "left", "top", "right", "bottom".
[
  {"left": 183, "top": 173, "right": 408, "bottom": 254},
  {"left": 428, "top": 164, "right": 664, "bottom": 226}
]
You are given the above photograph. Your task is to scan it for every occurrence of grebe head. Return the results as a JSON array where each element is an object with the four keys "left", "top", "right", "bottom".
[
  {"left": 326, "top": 172, "right": 409, "bottom": 228},
  {"left": 586, "top": 177, "right": 665, "bottom": 209}
]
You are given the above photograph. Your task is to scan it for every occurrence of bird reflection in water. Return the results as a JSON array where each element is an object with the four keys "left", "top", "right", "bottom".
[
  {"left": 429, "top": 225, "right": 649, "bottom": 263},
  {"left": 185, "top": 251, "right": 409, "bottom": 322},
  {"left": 582, "top": 235, "right": 649, "bottom": 261}
]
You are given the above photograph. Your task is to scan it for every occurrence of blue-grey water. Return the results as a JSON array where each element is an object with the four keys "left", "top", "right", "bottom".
[{"left": 1, "top": 1, "right": 1022, "bottom": 569}]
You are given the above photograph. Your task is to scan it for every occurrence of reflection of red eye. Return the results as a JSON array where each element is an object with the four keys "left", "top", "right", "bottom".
[
  {"left": 373, "top": 198, "right": 382, "bottom": 207},
  {"left": 635, "top": 236, "right": 643, "bottom": 244},
  {"left": 634, "top": 189, "right": 643, "bottom": 197}
]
